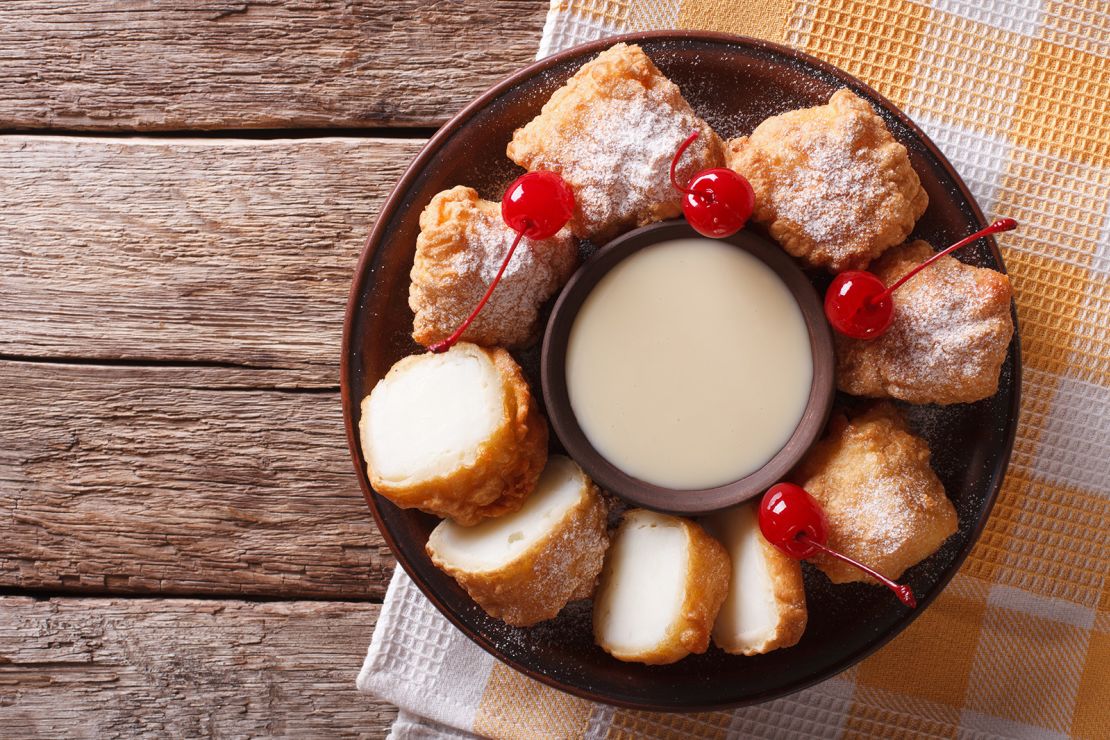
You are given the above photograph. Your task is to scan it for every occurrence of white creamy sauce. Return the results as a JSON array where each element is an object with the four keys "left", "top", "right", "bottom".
[{"left": 566, "top": 238, "right": 813, "bottom": 490}]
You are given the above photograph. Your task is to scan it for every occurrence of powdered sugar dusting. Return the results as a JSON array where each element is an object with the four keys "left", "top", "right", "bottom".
[
  {"left": 887, "top": 264, "right": 1001, "bottom": 384},
  {"left": 416, "top": 208, "right": 576, "bottom": 348},
  {"left": 731, "top": 89, "right": 926, "bottom": 271},
  {"left": 513, "top": 73, "right": 718, "bottom": 243},
  {"left": 469, "top": 216, "right": 572, "bottom": 340},
  {"left": 826, "top": 464, "right": 932, "bottom": 560},
  {"left": 770, "top": 111, "right": 880, "bottom": 257},
  {"left": 836, "top": 241, "right": 1012, "bottom": 404},
  {"left": 562, "top": 94, "right": 710, "bottom": 237},
  {"left": 797, "top": 404, "right": 960, "bottom": 591}
]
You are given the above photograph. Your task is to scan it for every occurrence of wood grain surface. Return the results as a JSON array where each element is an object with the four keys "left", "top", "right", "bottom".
[
  {"left": 0, "top": 1, "right": 549, "bottom": 730},
  {"left": 1, "top": 135, "right": 424, "bottom": 384},
  {"left": 0, "top": 0, "right": 547, "bottom": 131},
  {"left": 0, "top": 360, "right": 394, "bottom": 598},
  {"left": 0, "top": 597, "right": 395, "bottom": 737}
]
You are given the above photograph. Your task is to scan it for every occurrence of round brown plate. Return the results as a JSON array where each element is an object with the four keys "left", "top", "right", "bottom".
[{"left": 341, "top": 31, "right": 1020, "bottom": 711}]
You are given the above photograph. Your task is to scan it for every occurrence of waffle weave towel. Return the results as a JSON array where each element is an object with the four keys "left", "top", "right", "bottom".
[{"left": 359, "top": 1, "right": 1110, "bottom": 737}]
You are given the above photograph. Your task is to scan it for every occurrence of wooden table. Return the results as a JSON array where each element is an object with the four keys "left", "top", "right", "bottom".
[{"left": 1, "top": 3, "right": 548, "bottom": 735}]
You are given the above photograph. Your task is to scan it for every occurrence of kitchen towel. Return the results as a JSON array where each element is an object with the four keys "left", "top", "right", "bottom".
[{"left": 360, "top": 1, "right": 1109, "bottom": 737}]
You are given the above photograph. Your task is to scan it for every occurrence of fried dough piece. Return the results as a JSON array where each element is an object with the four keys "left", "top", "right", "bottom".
[
  {"left": 726, "top": 89, "right": 928, "bottom": 272},
  {"left": 426, "top": 455, "right": 609, "bottom": 627},
  {"left": 593, "top": 509, "right": 730, "bottom": 665},
  {"left": 794, "top": 404, "right": 957, "bottom": 584},
  {"left": 410, "top": 186, "right": 578, "bottom": 349},
  {"left": 359, "top": 343, "right": 547, "bottom": 526},
  {"left": 508, "top": 43, "right": 725, "bottom": 244},
  {"left": 836, "top": 241, "right": 1014, "bottom": 405},
  {"left": 704, "top": 504, "right": 807, "bottom": 656}
]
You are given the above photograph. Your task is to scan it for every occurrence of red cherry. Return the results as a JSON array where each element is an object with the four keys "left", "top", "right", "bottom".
[
  {"left": 502, "top": 171, "right": 576, "bottom": 239},
  {"left": 825, "top": 271, "right": 894, "bottom": 339},
  {"left": 759, "top": 483, "right": 829, "bottom": 559},
  {"left": 823, "top": 218, "right": 1017, "bottom": 341},
  {"left": 428, "top": 171, "right": 575, "bottom": 353},
  {"left": 759, "top": 483, "right": 917, "bottom": 608},
  {"left": 670, "top": 132, "right": 754, "bottom": 238}
]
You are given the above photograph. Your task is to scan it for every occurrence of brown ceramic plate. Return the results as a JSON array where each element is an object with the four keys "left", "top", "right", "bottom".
[{"left": 341, "top": 31, "right": 1020, "bottom": 710}]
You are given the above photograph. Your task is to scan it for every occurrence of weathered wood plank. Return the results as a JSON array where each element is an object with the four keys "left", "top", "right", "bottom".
[
  {"left": 0, "top": 597, "right": 394, "bottom": 738},
  {"left": 0, "top": 360, "right": 393, "bottom": 598},
  {"left": 1, "top": 135, "right": 424, "bottom": 384},
  {"left": 0, "top": 0, "right": 547, "bottom": 131}
]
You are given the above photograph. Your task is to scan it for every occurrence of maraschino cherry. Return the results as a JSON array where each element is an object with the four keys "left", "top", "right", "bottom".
[
  {"left": 428, "top": 171, "right": 575, "bottom": 353},
  {"left": 825, "top": 218, "right": 1018, "bottom": 340},
  {"left": 759, "top": 482, "right": 917, "bottom": 608},
  {"left": 670, "top": 131, "right": 754, "bottom": 238}
]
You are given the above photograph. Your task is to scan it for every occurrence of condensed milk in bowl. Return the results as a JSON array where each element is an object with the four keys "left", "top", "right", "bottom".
[{"left": 542, "top": 220, "right": 834, "bottom": 514}]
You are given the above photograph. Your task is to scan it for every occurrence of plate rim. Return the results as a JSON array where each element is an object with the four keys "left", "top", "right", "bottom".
[{"left": 340, "top": 29, "right": 1023, "bottom": 711}]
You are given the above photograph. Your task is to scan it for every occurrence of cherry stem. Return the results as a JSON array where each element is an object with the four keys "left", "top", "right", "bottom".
[
  {"left": 428, "top": 226, "right": 528, "bottom": 354},
  {"left": 669, "top": 131, "right": 705, "bottom": 199},
  {"left": 870, "top": 218, "right": 1017, "bottom": 307},
  {"left": 798, "top": 533, "right": 917, "bottom": 608}
]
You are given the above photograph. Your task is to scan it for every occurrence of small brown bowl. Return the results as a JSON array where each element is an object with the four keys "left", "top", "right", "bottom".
[{"left": 542, "top": 220, "right": 834, "bottom": 514}]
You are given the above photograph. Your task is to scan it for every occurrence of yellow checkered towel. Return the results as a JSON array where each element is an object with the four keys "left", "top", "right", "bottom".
[{"left": 359, "top": 1, "right": 1110, "bottom": 737}]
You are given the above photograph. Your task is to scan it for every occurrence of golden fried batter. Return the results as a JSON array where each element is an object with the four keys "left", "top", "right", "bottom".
[
  {"left": 836, "top": 241, "right": 1014, "bottom": 405},
  {"left": 409, "top": 186, "right": 578, "bottom": 349},
  {"left": 593, "top": 510, "right": 730, "bottom": 665},
  {"left": 426, "top": 456, "right": 609, "bottom": 627},
  {"left": 359, "top": 344, "right": 548, "bottom": 526},
  {"left": 705, "top": 504, "right": 807, "bottom": 656},
  {"left": 507, "top": 43, "right": 724, "bottom": 244},
  {"left": 726, "top": 89, "right": 928, "bottom": 272},
  {"left": 794, "top": 404, "right": 957, "bottom": 584}
]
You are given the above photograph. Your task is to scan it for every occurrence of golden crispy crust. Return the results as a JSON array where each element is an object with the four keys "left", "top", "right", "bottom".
[
  {"left": 726, "top": 89, "right": 927, "bottom": 272},
  {"left": 409, "top": 186, "right": 578, "bottom": 349},
  {"left": 426, "top": 473, "right": 609, "bottom": 627},
  {"left": 706, "top": 505, "right": 807, "bottom": 656},
  {"left": 836, "top": 241, "right": 1014, "bottom": 405},
  {"left": 671, "top": 521, "right": 731, "bottom": 660},
  {"left": 758, "top": 536, "right": 808, "bottom": 653},
  {"left": 794, "top": 404, "right": 958, "bottom": 584},
  {"left": 743, "top": 536, "right": 808, "bottom": 656},
  {"left": 361, "top": 345, "right": 547, "bottom": 526},
  {"left": 595, "top": 512, "right": 730, "bottom": 665},
  {"left": 508, "top": 43, "right": 724, "bottom": 243}
]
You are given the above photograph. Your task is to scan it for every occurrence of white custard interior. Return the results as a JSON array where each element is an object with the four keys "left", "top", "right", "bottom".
[
  {"left": 363, "top": 346, "right": 501, "bottom": 483},
  {"left": 594, "top": 510, "right": 688, "bottom": 654},
  {"left": 706, "top": 504, "right": 779, "bottom": 652},
  {"left": 428, "top": 455, "right": 585, "bottom": 572},
  {"left": 566, "top": 238, "right": 813, "bottom": 489}
]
